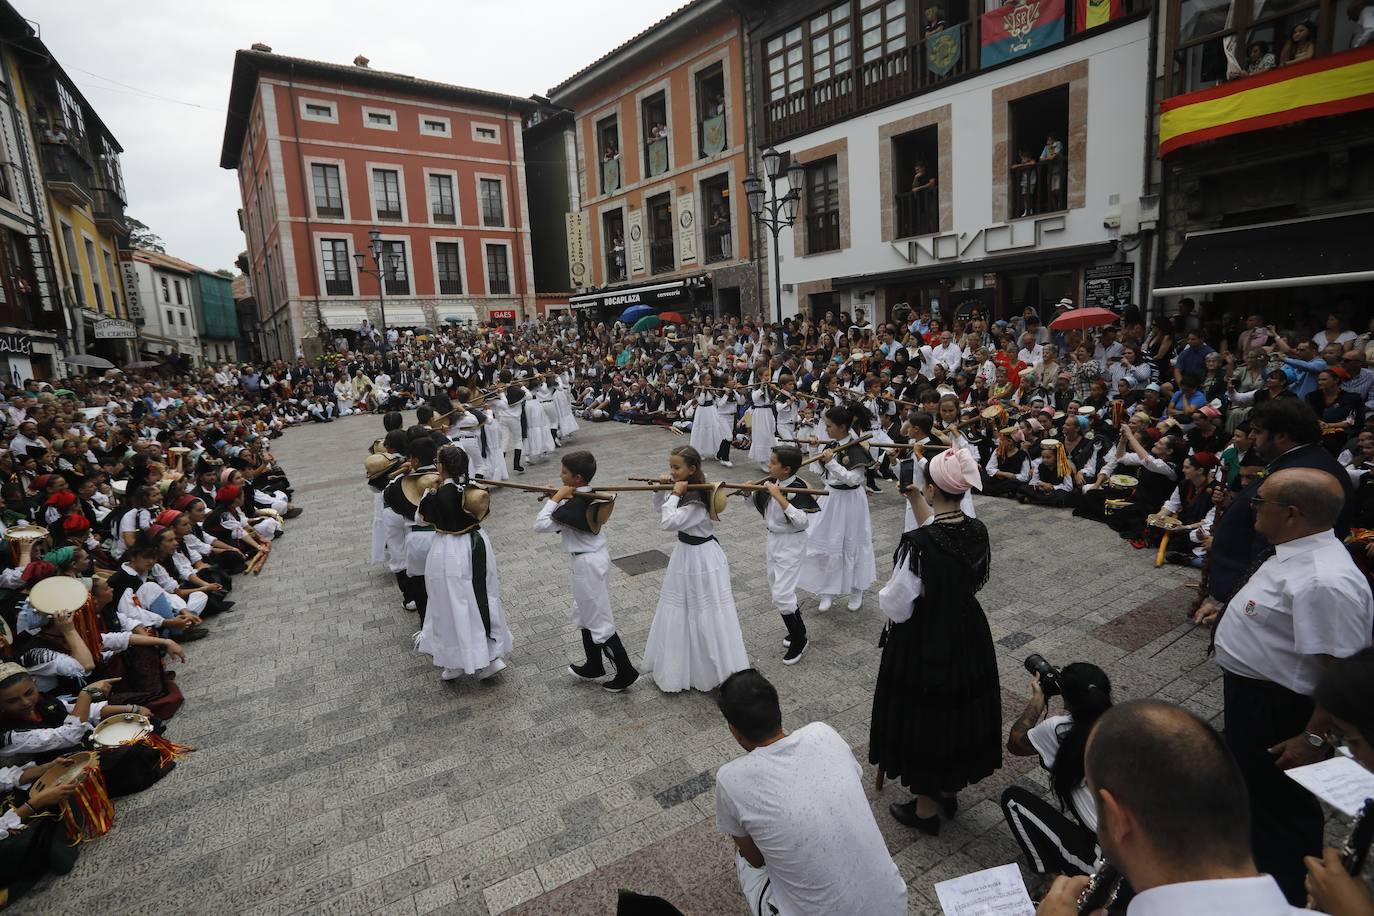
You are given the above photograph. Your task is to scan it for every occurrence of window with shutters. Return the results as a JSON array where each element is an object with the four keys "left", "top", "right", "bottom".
[
  {"left": 311, "top": 163, "right": 344, "bottom": 218},
  {"left": 479, "top": 178, "right": 504, "bottom": 227},
  {"left": 485, "top": 244, "right": 510, "bottom": 294},
  {"left": 372, "top": 169, "right": 402, "bottom": 221},
  {"left": 435, "top": 242, "right": 463, "bottom": 295},
  {"left": 320, "top": 239, "right": 353, "bottom": 295},
  {"left": 429, "top": 173, "right": 456, "bottom": 224}
]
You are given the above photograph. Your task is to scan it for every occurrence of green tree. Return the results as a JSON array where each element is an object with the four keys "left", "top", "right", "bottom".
[{"left": 126, "top": 217, "right": 165, "bottom": 253}]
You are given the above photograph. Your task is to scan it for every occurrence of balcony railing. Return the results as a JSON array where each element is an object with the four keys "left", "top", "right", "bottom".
[
  {"left": 1009, "top": 158, "right": 1068, "bottom": 219},
  {"left": 805, "top": 210, "right": 841, "bottom": 254},
  {"left": 438, "top": 278, "right": 463, "bottom": 295},
  {"left": 93, "top": 187, "right": 128, "bottom": 234},
  {"left": 704, "top": 223, "right": 732, "bottom": 263},
  {"left": 895, "top": 187, "right": 938, "bottom": 238},
  {"left": 38, "top": 138, "right": 94, "bottom": 206},
  {"left": 432, "top": 208, "right": 456, "bottom": 225},
  {"left": 384, "top": 274, "right": 410, "bottom": 295},
  {"left": 324, "top": 278, "right": 353, "bottom": 296},
  {"left": 606, "top": 249, "right": 627, "bottom": 283},
  {"left": 376, "top": 204, "right": 401, "bottom": 221},
  {"left": 317, "top": 203, "right": 344, "bottom": 218},
  {"left": 649, "top": 237, "right": 675, "bottom": 274},
  {"left": 764, "top": 21, "right": 978, "bottom": 144}
]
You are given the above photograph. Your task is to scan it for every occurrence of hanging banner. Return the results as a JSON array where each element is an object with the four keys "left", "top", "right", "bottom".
[
  {"left": 118, "top": 250, "right": 143, "bottom": 321},
  {"left": 701, "top": 115, "right": 726, "bottom": 156},
  {"left": 626, "top": 209, "right": 645, "bottom": 275},
  {"left": 926, "top": 25, "right": 963, "bottom": 76},
  {"left": 1076, "top": 0, "right": 1122, "bottom": 31},
  {"left": 677, "top": 191, "right": 697, "bottom": 266},
  {"left": 981, "top": 0, "right": 1065, "bottom": 67},
  {"left": 565, "top": 212, "right": 589, "bottom": 288},
  {"left": 601, "top": 158, "right": 620, "bottom": 194}
]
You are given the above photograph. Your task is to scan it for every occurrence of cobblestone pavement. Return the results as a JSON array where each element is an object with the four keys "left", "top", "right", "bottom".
[{"left": 13, "top": 415, "right": 1223, "bottom": 916}]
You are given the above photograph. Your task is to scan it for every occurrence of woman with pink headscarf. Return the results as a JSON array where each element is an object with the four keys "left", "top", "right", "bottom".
[{"left": 870, "top": 446, "right": 1001, "bottom": 836}]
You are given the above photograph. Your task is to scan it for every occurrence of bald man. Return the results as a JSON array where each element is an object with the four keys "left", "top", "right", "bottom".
[{"left": 1214, "top": 467, "right": 1374, "bottom": 904}]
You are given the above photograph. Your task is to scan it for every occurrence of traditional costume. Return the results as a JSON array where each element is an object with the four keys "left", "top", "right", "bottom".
[
  {"left": 797, "top": 436, "right": 877, "bottom": 610},
  {"left": 753, "top": 478, "right": 819, "bottom": 663}
]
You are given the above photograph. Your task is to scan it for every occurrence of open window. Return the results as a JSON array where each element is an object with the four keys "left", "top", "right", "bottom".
[
  {"left": 646, "top": 193, "right": 674, "bottom": 274},
  {"left": 696, "top": 64, "right": 727, "bottom": 159},
  {"left": 700, "top": 175, "right": 733, "bottom": 264},
  {"left": 597, "top": 115, "right": 621, "bottom": 194},
  {"left": 804, "top": 158, "right": 841, "bottom": 254},
  {"left": 641, "top": 91, "right": 670, "bottom": 178},
  {"left": 892, "top": 125, "right": 939, "bottom": 237},
  {"left": 1008, "top": 85, "right": 1069, "bottom": 219},
  {"left": 603, "top": 210, "right": 626, "bottom": 282}
]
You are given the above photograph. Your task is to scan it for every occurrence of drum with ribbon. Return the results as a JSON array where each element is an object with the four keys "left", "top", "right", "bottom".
[
  {"left": 90, "top": 713, "right": 194, "bottom": 767},
  {"left": 30, "top": 751, "right": 113, "bottom": 842},
  {"left": 1106, "top": 474, "right": 1138, "bottom": 497}
]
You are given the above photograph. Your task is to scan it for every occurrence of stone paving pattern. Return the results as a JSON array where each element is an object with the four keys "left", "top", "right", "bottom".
[{"left": 11, "top": 415, "right": 1225, "bottom": 916}]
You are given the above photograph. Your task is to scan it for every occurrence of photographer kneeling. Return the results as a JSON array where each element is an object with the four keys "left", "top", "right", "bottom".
[{"left": 1002, "top": 657, "right": 1113, "bottom": 882}]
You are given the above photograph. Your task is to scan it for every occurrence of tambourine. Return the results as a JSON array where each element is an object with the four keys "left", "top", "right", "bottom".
[
  {"left": 1106, "top": 474, "right": 1138, "bottom": 491},
  {"left": 1146, "top": 512, "right": 1184, "bottom": 531},
  {"left": 91, "top": 713, "right": 153, "bottom": 748},
  {"left": 30, "top": 751, "right": 112, "bottom": 842},
  {"left": 28, "top": 576, "right": 89, "bottom": 618}
]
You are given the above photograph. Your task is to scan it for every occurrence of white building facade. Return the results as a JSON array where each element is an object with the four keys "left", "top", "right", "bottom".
[
  {"left": 130, "top": 251, "right": 202, "bottom": 363},
  {"left": 748, "top": 3, "right": 1156, "bottom": 324}
]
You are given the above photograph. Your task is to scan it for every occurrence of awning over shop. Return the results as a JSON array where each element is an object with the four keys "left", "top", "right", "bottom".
[
  {"left": 1153, "top": 212, "right": 1374, "bottom": 297},
  {"left": 319, "top": 306, "right": 368, "bottom": 330},
  {"left": 567, "top": 277, "right": 704, "bottom": 310},
  {"left": 382, "top": 307, "right": 426, "bottom": 327}
]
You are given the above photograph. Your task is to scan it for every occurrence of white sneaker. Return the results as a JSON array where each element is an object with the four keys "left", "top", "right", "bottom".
[
  {"left": 476, "top": 657, "right": 507, "bottom": 680},
  {"left": 848, "top": 591, "right": 864, "bottom": 611},
  {"left": 719, "top": 459, "right": 733, "bottom": 468},
  {"left": 440, "top": 667, "right": 463, "bottom": 681},
  {"left": 818, "top": 595, "right": 833, "bottom": 612}
]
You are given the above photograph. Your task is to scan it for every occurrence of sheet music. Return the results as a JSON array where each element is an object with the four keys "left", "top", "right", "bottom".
[
  {"left": 934, "top": 863, "right": 1036, "bottom": 916},
  {"left": 1286, "top": 756, "right": 1374, "bottom": 817}
]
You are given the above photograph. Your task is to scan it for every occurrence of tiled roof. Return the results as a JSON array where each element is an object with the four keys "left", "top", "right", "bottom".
[
  {"left": 133, "top": 249, "right": 203, "bottom": 275},
  {"left": 547, "top": 0, "right": 723, "bottom": 101},
  {"left": 220, "top": 48, "right": 537, "bottom": 169}
]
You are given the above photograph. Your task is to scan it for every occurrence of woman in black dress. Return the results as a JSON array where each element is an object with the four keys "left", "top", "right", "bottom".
[{"left": 871, "top": 447, "right": 1001, "bottom": 835}]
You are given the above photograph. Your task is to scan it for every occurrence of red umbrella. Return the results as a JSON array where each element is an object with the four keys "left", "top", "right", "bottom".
[
  {"left": 657, "top": 311, "right": 685, "bottom": 324},
  {"left": 1049, "top": 307, "right": 1118, "bottom": 331}
]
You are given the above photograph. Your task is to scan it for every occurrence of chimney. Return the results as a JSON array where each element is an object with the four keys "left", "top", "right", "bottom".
[
  {"left": 250, "top": 42, "right": 272, "bottom": 52},
  {"left": 353, "top": 55, "right": 370, "bottom": 68}
]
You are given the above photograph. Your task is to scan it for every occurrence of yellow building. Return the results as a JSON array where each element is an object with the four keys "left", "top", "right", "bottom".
[{"left": 2, "top": 3, "right": 136, "bottom": 372}]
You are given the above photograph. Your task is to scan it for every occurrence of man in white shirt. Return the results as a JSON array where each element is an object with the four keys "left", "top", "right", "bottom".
[
  {"left": 1016, "top": 333, "right": 1043, "bottom": 367},
  {"left": 928, "top": 331, "right": 964, "bottom": 375},
  {"left": 1036, "top": 700, "right": 1306, "bottom": 915},
  {"left": 1213, "top": 467, "right": 1373, "bottom": 904},
  {"left": 714, "top": 670, "right": 907, "bottom": 916}
]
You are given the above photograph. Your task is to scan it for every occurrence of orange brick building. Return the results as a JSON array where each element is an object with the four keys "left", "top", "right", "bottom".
[
  {"left": 550, "top": 0, "right": 760, "bottom": 320},
  {"left": 219, "top": 46, "right": 537, "bottom": 358}
]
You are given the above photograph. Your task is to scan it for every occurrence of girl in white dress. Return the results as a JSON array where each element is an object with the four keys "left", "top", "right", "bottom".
[
  {"left": 688, "top": 386, "right": 725, "bottom": 459},
  {"left": 523, "top": 380, "right": 557, "bottom": 463},
  {"left": 414, "top": 445, "right": 513, "bottom": 681},
  {"left": 551, "top": 377, "right": 580, "bottom": 440},
  {"left": 748, "top": 384, "right": 778, "bottom": 472},
  {"left": 797, "top": 403, "right": 878, "bottom": 612},
  {"left": 640, "top": 445, "right": 748, "bottom": 693}
]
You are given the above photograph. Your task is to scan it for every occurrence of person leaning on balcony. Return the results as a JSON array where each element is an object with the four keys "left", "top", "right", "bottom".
[
  {"left": 911, "top": 162, "right": 936, "bottom": 193},
  {"left": 1281, "top": 20, "right": 1316, "bottom": 64},
  {"left": 1012, "top": 149, "right": 1039, "bottom": 218},
  {"left": 1039, "top": 132, "right": 1065, "bottom": 211},
  {"left": 1245, "top": 40, "right": 1278, "bottom": 74}
]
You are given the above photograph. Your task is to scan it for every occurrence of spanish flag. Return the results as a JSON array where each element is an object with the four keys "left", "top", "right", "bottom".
[
  {"left": 1160, "top": 44, "right": 1374, "bottom": 156},
  {"left": 1076, "top": 0, "right": 1122, "bottom": 31}
]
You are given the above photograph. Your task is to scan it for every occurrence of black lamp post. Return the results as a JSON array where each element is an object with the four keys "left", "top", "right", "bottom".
[
  {"left": 353, "top": 227, "right": 401, "bottom": 354},
  {"left": 743, "top": 148, "right": 805, "bottom": 325}
]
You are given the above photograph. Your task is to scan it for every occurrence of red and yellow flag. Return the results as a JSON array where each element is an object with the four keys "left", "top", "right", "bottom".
[{"left": 1160, "top": 45, "right": 1374, "bottom": 156}]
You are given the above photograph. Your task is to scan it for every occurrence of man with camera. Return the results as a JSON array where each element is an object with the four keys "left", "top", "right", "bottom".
[
  {"left": 1036, "top": 700, "right": 1305, "bottom": 915},
  {"left": 1212, "top": 467, "right": 1373, "bottom": 904},
  {"left": 1003, "top": 657, "right": 1113, "bottom": 884}
]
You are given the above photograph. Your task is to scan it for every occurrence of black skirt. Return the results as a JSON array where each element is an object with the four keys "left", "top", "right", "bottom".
[{"left": 869, "top": 521, "right": 1002, "bottom": 796}]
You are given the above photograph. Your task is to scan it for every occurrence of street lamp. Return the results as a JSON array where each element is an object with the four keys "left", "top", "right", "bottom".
[
  {"left": 353, "top": 227, "right": 401, "bottom": 353},
  {"left": 744, "top": 147, "right": 806, "bottom": 324}
]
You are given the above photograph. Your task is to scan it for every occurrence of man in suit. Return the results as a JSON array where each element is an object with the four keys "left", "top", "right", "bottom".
[{"left": 1196, "top": 398, "right": 1354, "bottom": 626}]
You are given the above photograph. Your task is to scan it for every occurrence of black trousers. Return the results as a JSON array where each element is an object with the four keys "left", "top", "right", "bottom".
[
  {"left": 1000, "top": 786, "right": 1099, "bottom": 877},
  {"left": 1222, "top": 671, "right": 1323, "bottom": 905}
]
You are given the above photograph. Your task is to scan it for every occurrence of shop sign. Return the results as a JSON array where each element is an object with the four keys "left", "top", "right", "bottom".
[
  {"left": 490, "top": 309, "right": 517, "bottom": 320},
  {"left": 94, "top": 318, "right": 137, "bottom": 339},
  {"left": 0, "top": 332, "right": 32, "bottom": 356},
  {"left": 1084, "top": 264, "right": 1134, "bottom": 309},
  {"left": 565, "top": 212, "right": 589, "bottom": 288},
  {"left": 118, "top": 250, "right": 143, "bottom": 321}
]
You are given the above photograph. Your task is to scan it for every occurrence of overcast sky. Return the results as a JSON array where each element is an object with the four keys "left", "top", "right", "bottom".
[{"left": 20, "top": 0, "right": 685, "bottom": 272}]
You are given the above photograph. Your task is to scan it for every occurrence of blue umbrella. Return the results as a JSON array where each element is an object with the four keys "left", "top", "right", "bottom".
[{"left": 620, "top": 304, "right": 652, "bottom": 322}]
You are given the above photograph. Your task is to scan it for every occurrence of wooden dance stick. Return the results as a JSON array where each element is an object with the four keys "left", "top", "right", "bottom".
[
  {"left": 1155, "top": 531, "right": 1171, "bottom": 569},
  {"left": 869, "top": 442, "right": 951, "bottom": 452},
  {"left": 615, "top": 480, "right": 827, "bottom": 496}
]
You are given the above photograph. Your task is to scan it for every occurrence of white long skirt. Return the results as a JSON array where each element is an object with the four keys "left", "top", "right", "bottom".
[
  {"left": 796, "top": 488, "right": 877, "bottom": 597},
  {"left": 537, "top": 399, "right": 561, "bottom": 438},
  {"left": 486, "top": 425, "right": 510, "bottom": 481},
  {"left": 748, "top": 407, "right": 777, "bottom": 469},
  {"left": 370, "top": 489, "right": 387, "bottom": 565},
  {"left": 524, "top": 405, "right": 556, "bottom": 457},
  {"left": 554, "top": 389, "right": 580, "bottom": 437},
  {"left": 416, "top": 530, "right": 513, "bottom": 674},
  {"left": 690, "top": 407, "right": 725, "bottom": 456},
  {"left": 641, "top": 540, "right": 748, "bottom": 692},
  {"left": 405, "top": 529, "right": 434, "bottom": 577}
]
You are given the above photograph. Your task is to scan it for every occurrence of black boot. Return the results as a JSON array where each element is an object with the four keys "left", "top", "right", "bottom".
[
  {"left": 782, "top": 610, "right": 807, "bottom": 664},
  {"left": 513, "top": 449, "right": 524, "bottom": 473},
  {"left": 601, "top": 633, "right": 640, "bottom": 692},
  {"left": 865, "top": 468, "right": 882, "bottom": 493},
  {"left": 569, "top": 628, "right": 605, "bottom": 680},
  {"left": 716, "top": 440, "right": 732, "bottom": 466}
]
